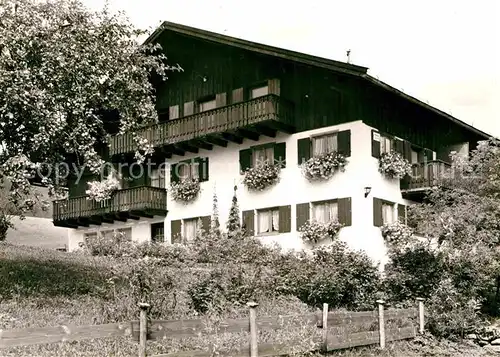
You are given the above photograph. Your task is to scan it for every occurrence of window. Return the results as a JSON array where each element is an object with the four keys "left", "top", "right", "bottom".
[
  {"left": 199, "top": 98, "right": 216, "bottom": 112},
  {"left": 250, "top": 85, "right": 269, "bottom": 99},
  {"left": 257, "top": 208, "right": 279, "bottom": 234},
  {"left": 252, "top": 146, "right": 274, "bottom": 167},
  {"left": 183, "top": 218, "right": 198, "bottom": 242},
  {"left": 381, "top": 136, "right": 392, "bottom": 154},
  {"left": 312, "top": 200, "right": 338, "bottom": 224},
  {"left": 151, "top": 222, "right": 164, "bottom": 243},
  {"left": 150, "top": 168, "right": 166, "bottom": 188},
  {"left": 178, "top": 161, "right": 199, "bottom": 181},
  {"left": 312, "top": 133, "right": 338, "bottom": 156},
  {"left": 382, "top": 202, "right": 395, "bottom": 224}
]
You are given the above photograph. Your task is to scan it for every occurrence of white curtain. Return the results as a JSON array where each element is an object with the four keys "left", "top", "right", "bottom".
[
  {"left": 272, "top": 210, "right": 279, "bottom": 231},
  {"left": 313, "top": 135, "right": 337, "bottom": 156},
  {"left": 381, "top": 137, "right": 392, "bottom": 154},
  {"left": 184, "top": 220, "right": 197, "bottom": 241},
  {"left": 258, "top": 210, "right": 270, "bottom": 233},
  {"left": 253, "top": 147, "right": 274, "bottom": 166},
  {"left": 313, "top": 202, "right": 338, "bottom": 223},
  {"left": 382, "top": 204, "right": 394, "bottom": 224}
]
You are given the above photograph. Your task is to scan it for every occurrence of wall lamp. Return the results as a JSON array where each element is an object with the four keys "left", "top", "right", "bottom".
[{"left": 364, "top": 186, "right": 372, "bottom": 198}]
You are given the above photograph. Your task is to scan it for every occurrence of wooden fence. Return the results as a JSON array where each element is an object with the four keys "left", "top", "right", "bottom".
[{"left": 0, "top": 298, "right": 425, "bottom": 356}]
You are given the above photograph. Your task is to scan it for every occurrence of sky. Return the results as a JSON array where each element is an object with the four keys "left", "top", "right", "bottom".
[{"left": 85, "top": 0, "right": 500, "bottom": 137}]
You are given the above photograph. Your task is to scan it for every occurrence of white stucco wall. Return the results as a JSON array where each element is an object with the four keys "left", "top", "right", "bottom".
[{"left": 67, "top": 120, "right": 417, "bottom": 267}]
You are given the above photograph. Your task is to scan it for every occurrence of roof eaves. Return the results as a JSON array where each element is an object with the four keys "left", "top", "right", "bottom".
[{"left": 362, "top": 74, "right": 491, "bottom": 139}]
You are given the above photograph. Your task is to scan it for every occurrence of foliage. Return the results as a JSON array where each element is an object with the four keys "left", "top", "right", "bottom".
[
  {"left": 210, "top": 186, "right": 221, "bottom": 236},
  {"left": 242, "top": 162, "right": 281, "bottom": 191},
  {"left": 378, "top": 151, "right": 413, "bottom": 179},
  {"left": 0, "top": 214, "right": 13, "bottom": 241},
  {"left": 85, "top": 172, "right": 120, "bottom": 202},
  {"left": 0, "top": 0, "right": 182, "bottom": 213},
  {"left": 380, "top": 221, "right": 414, "bottom": 250},
  {"left": 302, "top": 151, "right": 347, "bottom": 181},
  {"left": 170, "top": 178, "right": 201, "bottom": 203},
  {"left": 226, "top": 186, "right": 241, "bottom": 236},
  {"left": 299, "top": 220, "right": 343, "bottom": 244}
]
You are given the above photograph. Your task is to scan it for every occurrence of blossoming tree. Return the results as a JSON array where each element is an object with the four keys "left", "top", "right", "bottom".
[{"left": 0, "top": 0, "right": 181, "bottom": 214}]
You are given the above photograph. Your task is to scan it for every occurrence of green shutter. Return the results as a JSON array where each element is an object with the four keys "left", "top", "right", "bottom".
[
  {"left": 170, "top": 163, "right": 179, "bottom": 183},
  {"left": 274, "top": 142, "right": 286, "bottom": 168},
  {"left": 215, "top": 92, "right": 227, "bottom": 107},
  {"left": 395, "top": 139, "right": 404, "bottom": 155},
  {"left": 197, "top": 157, "right": 209, "bottom": 182},
  {"left": 297, "top": 138, "right": 311, "bottom": 165},
  {"left": 296, "top": 203, "right": 310, "bottom": 230},
  {"left": 278, "top": 205, "right": 291, "bottom": 233},
  {"left": 170, "top": 220, "right": 182, "bottom": 243},
  {"left": 200, "top": 215, "right": 211, "bottom": 232},
  {"left": 184, "top": 101, "right": 194, "bottom": 116},
  {"left": 371, "top": 130, "right": 381, "bottom": 158},
  {"left": 338, "top": 198, "right": 352, "bottom": 226},
  {"left": 242, "top": 210, "right": 255, "bottom": 236},
  {"left": 373, "top": 198, "right": 383, "bottom": 227},
  {"left": 424, "top": 149, "right": 434, "bottom": 162},
  {"left": 268, "top": 78, "right": 280, "bottom": 96},
  {"left": 398, "top": 204, "right": 407, "bottom": 224},
  {"left": 232, "top": 88, "right": 244, "bottom": 103},
  {"left": 403, "top": 141, "right": 412, "bottom": 162},
  {"left": 337, "top": 130, "right": 351, "bottom": 157},
  {"left": 239, "top": 149, "right": 252, "bottom": 173}
]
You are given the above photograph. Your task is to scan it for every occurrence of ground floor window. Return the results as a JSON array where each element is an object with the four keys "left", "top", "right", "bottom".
[
  {"left": 257, "top": 208, "right": 279, "bottom": 234},
  {"left": 151, "top": 222, "right": 165, "bottom": 243},
  {"left": 183, "top": 218, "right": 198, "bottom": 242}
]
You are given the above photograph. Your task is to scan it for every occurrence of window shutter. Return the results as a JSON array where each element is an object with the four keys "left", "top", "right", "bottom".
[
  {"left": 232, "top": 88, "right": 244, "bottom": 103},
  {"left": 395, "top": 139, "right": 404, "bottom": 155},
  {"left": 197, "top": 157, "right": 209, "bottom": 182},
  {"left": 337, "top": 130, "right": 351, "bottom": 157},
  {"left": 183, "top": 101, "right": 194, "bottom": 116},
  {"left": 296, "top": 203, "right": 310, "bottom": 230},
  {"left": 274, "top": 142, "right": 286, "bottom": 168},
  {"left": 170, "top": 220, "right": 182, "bottom": 244},
  {"left": 170, "top": 163, "right": 179, "bottom": 183},
  {"left": 371, "top": 130, "right": 381, "bottom": 158},
  {"left": 403, "top": 141, "right": 412, "bottom": 162},
  {"left": 278, "top": 205, "right": 291, "bottom": 233},
  {"left": 373, "top": 198, "right": 383, "bottom": 227},
  {"left": 297, "top": 138, "right": 311, "bottom": 165},
  {"left": 239, "top": 149, "right": 252, "bottom": 173},
  {"left": 424, "top": 149, "right": 434, "bottom": 162},
  {"left": 200, "top": 215, "right": 211, "bottom": 232},
  {"left": 215, "top": 92, "right": 227, "bottom": 107},
  {"left": 169, "top": 105, "right": 179, "bottom": 120},
  {"left": 242, "top": 210, "right": 255, "bottom": 236},
  {"left": 338, "top": 197, "right": 352, "bottom": 226},
  {"left": 398, "top": 204, "right": 407, "bottom": 224},
  {"left": 268, "top": 78, "right": 280, "bottom": 95}
]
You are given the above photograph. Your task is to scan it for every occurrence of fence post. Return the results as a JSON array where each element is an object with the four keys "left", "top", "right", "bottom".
[
  {"left": 247, "top": 301, "right": 259, "bottom": 357},
  {"left": 322, "top": 303, "right": 329, "bottom": 352},
  {"left": 416, "top": 298, "right": 425, "bottom": 334},
  {"left": 376, "top": 300, "right": 385, "bottom": 349},
  {"left": 138, "top": 302, "right": 150, "bottom": 357}
]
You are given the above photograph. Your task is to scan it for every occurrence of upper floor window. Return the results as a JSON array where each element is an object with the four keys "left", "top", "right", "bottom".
[
  {"left": 252, "top": 146, "right": 274, "bottom": 167},
  {"left": 199, "top": 98, "right": 216, "bottom": 112},
  {"left": 250, "top": 85, "right": 268, "bottom": 99},
  {"left": 178, "top": 161, "right": 199, "bottom": 181},
  {"left": 150, "top": 167, "right": 166, "bottom": 188},
  {"left": 183, "top": 218, "right": 198, "bottom": 242},
  {"left": 312, "top": 200, "right": 338, "bottom": 224},
  {"left": 257, "top": 207, "right": 279, "bottom": 234},
  {"left": 312, "top": 133, "right": 338, "bottom": 156},
  {"left": 381, "top": 136, "right": 393, "bottom": 154}
]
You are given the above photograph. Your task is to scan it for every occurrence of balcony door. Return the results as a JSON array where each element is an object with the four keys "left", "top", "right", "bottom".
[{"left": 249, "top": 85, "right": 269, "bottom": 122}]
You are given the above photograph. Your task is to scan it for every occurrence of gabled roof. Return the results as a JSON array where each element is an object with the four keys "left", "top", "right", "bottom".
[{"left": 146, "top": 21, "right": 491, "bottom": 140}]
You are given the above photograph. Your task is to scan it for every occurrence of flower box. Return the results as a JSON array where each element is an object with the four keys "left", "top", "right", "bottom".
[
  {"left": 299, "top": 220, "right": 343, "bottom": 244},
  {"left": 378, "top": 151, "right": 412, "bottom": 179},
  {"left": 302, "top": 152, "right": 347, "bottom": 181},
  {"left": 170, "top": 178, "right": 201, "bottom": 203},
  {"left": 243, "top": 162, "right": 281, "bottom": 191}
]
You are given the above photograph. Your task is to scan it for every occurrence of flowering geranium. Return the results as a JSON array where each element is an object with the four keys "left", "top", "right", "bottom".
[
  {"left": 299, "top": 220, "right": 343, "bottom": 244},
  {"left": 378, "top": 151, "right": 412, "bottom": 179},
  {"left": 302, "top": 152, "right": 347, "bottom": 181},
  {"left": 170, "top": 178, "right": 201, "bottom": 203},
  {"left": 380, "top": 221, "right": 414, "bottom": 248},
  {"left": 86, "top": 173, "right": 120, "bottom": 202},
  {"left": 243, "top": 162, "right": 281, "bottom": 191}
]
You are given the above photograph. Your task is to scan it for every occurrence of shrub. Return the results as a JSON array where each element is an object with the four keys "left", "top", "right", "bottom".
[
  {"left": 299, "top": 220, "right": 343, "bottom": 244},
  {"left": 0, "top": 214, "right": 12, "bottom": 241}
]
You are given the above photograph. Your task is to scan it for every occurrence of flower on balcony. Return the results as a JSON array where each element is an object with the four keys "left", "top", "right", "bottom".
[
  {"left": 243, "top": 161, "right": 281, "bottom": 191},
  {"left": 86, "top": 174, "right": 120, "bottom": 202},
  {"left": 299, "top": 220, "right": 343, "bottom": 244},
  {"left": 380, "top": 221, "right": 414, "bottom": 247},
  {"left": 170, "top": 178, "right": 201, "bottom": 203},
  {"left": 302, "top": 152, "right": 348, "bottom": 181},
  {"left": 378, "top": 151, "right": 412, "bottom": 179}
]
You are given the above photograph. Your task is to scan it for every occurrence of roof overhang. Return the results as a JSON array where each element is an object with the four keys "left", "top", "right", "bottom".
[{"left": 145, "top": 21, "right": 492, "bottom": 140}]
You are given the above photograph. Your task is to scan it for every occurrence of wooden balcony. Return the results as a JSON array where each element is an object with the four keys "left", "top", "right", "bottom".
[
  {"left": 53, "top": 186, "right": 167, "bottom": 228},
  {"left": 109, "top": 94, "right": 295, "bottom": 157},
  {"left": 401, "top": 160, "right": 451, "bottom": 200}
]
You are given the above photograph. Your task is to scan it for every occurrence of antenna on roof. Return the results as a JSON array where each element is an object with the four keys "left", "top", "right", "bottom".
[{"left": 346, "top": 49, "right": 351, "bottom": 64}]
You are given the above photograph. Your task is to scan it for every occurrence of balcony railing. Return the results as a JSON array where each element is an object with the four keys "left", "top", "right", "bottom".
[
  {"left": 109, "top": 94, "right": 294, "bottom": 156},
  {"left": 401, "top": 160, "right": 451, "bottom": 191},
  {"left": 53, "top": 186, "right": 167, "bottom": 225}
]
